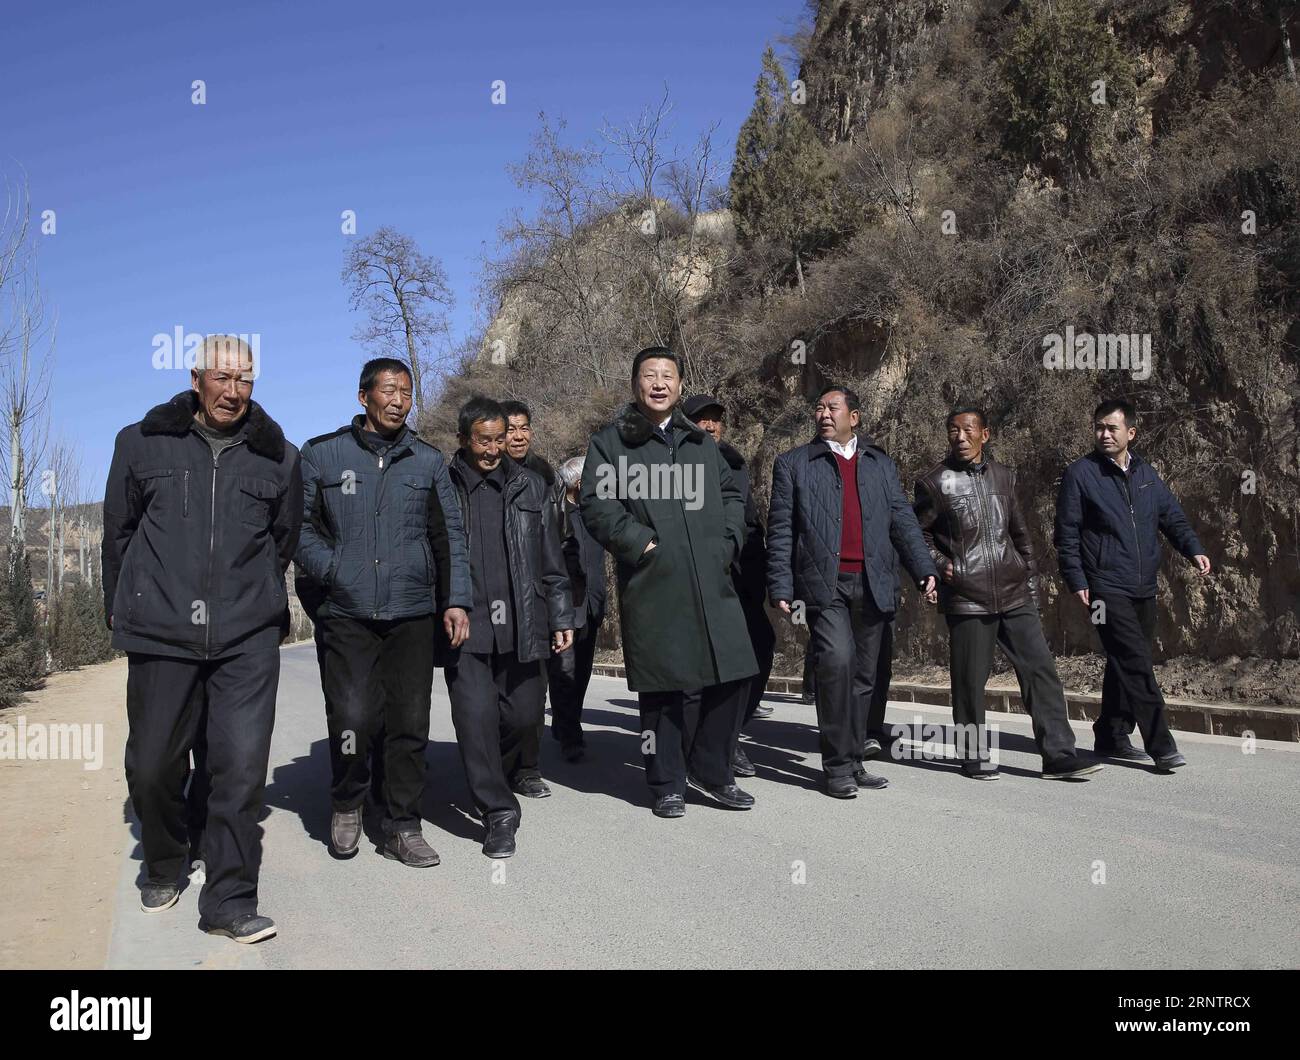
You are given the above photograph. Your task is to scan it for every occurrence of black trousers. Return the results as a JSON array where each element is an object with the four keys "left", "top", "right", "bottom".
[
  {"left": 315, "top": 612, "right": 435, "bottom": 834},
  {"left": 125, "top": 647, "right": 279, "bottom": 923},
  {"left": 736, "top": 592, "right": 776, "bottom": 730},
  {"left": 640, "top": 679, "right": 747, "bottom": 798},
  {"left": 1091, "top": 592, "right": 1178, "bottom": 757},
  {"left": 445, "top": 649, "right": 545, "bottom": 819},
  {"left": 809, "top": 571, "right": 891, "bottom": 777},
  {"left": 548, "top": 622, "right": 598, "bottom": 748},
  {"left": 946, "top": 604, "right": 1078, "bottom": 769}
]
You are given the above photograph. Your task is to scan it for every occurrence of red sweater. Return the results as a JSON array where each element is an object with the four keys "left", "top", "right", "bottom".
[{"left": 834, "top": 452, "right": 864, "bottom": 572}]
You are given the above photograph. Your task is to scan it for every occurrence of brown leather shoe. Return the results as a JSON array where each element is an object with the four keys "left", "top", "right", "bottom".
[
  {"left": 330, "top": 807, "right": 363, "bottom": 857},
  {"left": 383, "top": 829, "right": 441, "bottom": 868}
]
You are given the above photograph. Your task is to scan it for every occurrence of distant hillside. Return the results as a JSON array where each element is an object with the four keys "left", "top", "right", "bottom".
[{"left": 432, "top": 0, "right": 1300, "bottom": 667}]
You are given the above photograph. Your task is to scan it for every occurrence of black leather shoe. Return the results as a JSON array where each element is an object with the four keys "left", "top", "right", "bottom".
[
  {"left": 652, "top": 794, "right": 686, "bottom": 818},
  {"left": 732, "top": 747, "right": 756, "bottom": 777},
  {"left": 826, "top": 775, "right": 858, "bottom": 799},
  {"left": 861, "top": 738, "right": 883, "bottom": 760},
  {"left": 687, "top": 774, "right": 755, "bottom": 809},
  {"left": 1044, "top": 757, "right": 1104, "bottom": 780},
  {"left": 852, "top": 765, "right": 889, "bottom": 789},
  {"left": 561, "top": 742, "right": 585, "bottom": 763},
  {"left": 200, "top": 912, "right": 277, "bottom": 944},
  {"left": 1154, "top": 752, "right": 1187, "bottom": 771},
  {"left": 512, "top": 775, "right": 552, "bottom": 798},
  {"left": 1095, "top": 743, "right": 1151, "bottom": 762},
  {"left": 483, "top": 810, "right": 519, "bottom": 858},
  {"left": 330, "top": 807, "right": 363, "bottom": 857},
  {"left": 383, "top": 829, "right": 441, "bottom": 867},
  {"left": 139, "top": 884, "right": 179, "bottom": 914},
  {"left": 751, "top": 704, "right": 774, "bottom": 719}
]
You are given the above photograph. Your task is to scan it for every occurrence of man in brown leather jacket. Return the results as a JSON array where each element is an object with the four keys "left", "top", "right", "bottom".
[{"left": 912, "top": 408, "right": 1101, "bottom": 781}]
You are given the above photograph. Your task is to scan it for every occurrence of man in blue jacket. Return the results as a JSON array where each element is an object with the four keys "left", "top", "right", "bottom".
[
  {"left": 1054, "top": 399, "right": 1212, "bottom": 770},
  {"left": 767, "top": 385, "right": 938, "bottom": 799},
  {"left": 295, "top": 358, "right": 472, "bottom": 867}
]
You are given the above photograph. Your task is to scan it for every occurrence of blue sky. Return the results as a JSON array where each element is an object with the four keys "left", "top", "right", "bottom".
[{"left": 1, "top": 0, "right": 802, "bottom": 494}]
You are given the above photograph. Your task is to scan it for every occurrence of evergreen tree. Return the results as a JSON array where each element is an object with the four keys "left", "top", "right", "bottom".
[
  {"left": 728, "top": 47, "right": 852, "bottom": 293},
  {"left": 0, "top": 548, "right": 46, "bottom": 705},
  {"left": 49, "top": 578, "right": 114, "bottom": 670}
]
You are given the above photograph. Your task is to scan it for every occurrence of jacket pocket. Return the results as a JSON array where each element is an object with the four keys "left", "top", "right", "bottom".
[
  {"left": 135, "top": 467, "right": 175, "bottom": 518},
  {"left": 238, "top": 476, "right": 279, "bottom": 529}
]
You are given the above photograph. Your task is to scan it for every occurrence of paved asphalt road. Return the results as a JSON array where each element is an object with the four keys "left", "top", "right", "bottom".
[{"left": 107, "top": 642, "right": 1300, "bottom": 969}]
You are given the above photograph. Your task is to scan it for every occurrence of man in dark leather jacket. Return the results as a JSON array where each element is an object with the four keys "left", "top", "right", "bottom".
[
  {"left": 438, "top": 397, "right": 574, "bottom": 858},
  {"left": 501, "top": 399, "right": 563, "bottom": 798},
  {"left": 914, "top": 408, "right": 1100, "bottom": 781},
  {"left": 102, "top": 335, "right": 301, "bottom": 944}
]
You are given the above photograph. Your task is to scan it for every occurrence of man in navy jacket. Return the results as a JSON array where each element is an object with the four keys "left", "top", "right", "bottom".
[
  {"left": 768, "top": 385, "right": 938, "bottom": 798},
  {"left": 295, "top": 358, "right": 471, "bottom": 867},
  {"left": 1054, "top": 399, "right": 1211, "bottom": 769}
]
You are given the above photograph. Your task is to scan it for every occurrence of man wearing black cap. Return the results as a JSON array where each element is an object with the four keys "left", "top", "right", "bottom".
[{"left": 682, "top": 394, "right": 776, "bottom": 778}]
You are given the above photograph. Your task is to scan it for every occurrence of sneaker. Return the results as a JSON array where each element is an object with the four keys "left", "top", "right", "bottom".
[
  {"left": 200, "top": 912, "right": 277, "bottom": 944},
  {"left": 1154, "top": 752, "right": 1187, "bottom": 771},
  {"left": 139, "top": 884, "right": 179, "bottom": 914},
  {"left": 1095, "top": 743, "right": 1151, "bottom": 763},
  {"left": 686, "top": 774, "right": 755, "bottom": 809},
  {"left": 751, "top": 704, "right": 774, "bottom": 719},
  {"left": 1044, "top": 757, "right": 1104, "bottom": 780},
  {"left": 852, "top": 765, "right": 889, "bottom": 789},
  {"left": 861, "top": 738, "right": 883, "bottom": 760},
  {"left": 652, "top": 793, "right": 686, "bottom": 818},
  {"left": 961, "top": 766, "right": 1000, "bottom": 781},
  {"left": 512, "top": 775, "right": 552, "bottom": 799}
]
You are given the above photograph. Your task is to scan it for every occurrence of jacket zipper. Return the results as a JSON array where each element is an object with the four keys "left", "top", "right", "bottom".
[
  {"left": 975, "top": 470, "right": 999, "bottom": 612},
  {"left": 1118, "top": 465, "right": 1140, "bottom": 586},
  {"left": 204, "top": 440, "right": 244, "bottom": 658},
  {"left": 183, "top": 470, "right": 190, "bottom": 517}
]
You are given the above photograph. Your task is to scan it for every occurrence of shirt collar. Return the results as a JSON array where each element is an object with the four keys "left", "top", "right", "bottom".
[
  {"left": 1108, "top": 451, "right": 1132, "bottom": 473},
  {"left": 827, "top": 435, "right": 858, "bottom": 459}
]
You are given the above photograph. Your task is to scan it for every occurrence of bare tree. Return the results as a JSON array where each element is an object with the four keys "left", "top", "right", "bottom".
[
  {"left": 343, "top": 226, "right": 454, "bottom": 422},
  {"left": 0, "top": 176, "right": 53, "bottom": 571}
]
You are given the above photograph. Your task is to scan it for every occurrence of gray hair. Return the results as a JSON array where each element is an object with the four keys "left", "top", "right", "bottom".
[{"left": 558, "top": 456, "right": 584, "bottom": 490}]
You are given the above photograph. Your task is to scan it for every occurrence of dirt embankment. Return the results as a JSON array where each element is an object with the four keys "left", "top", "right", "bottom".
[{"left": 0, "top": 658, "right": 128, "bottom": 969}]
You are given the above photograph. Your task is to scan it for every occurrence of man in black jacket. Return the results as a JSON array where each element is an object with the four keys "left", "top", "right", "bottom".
[
  {"left": 294, "top": 358, "right": 472, "bottom": 867},
  {"left": 501, "top": 399, "right": 561, "bottom": 798},
  {"left": 102, "top": 335, "right": 301, "bottom": 944},
  {"left": 914, "top": 408, "right": 1101, "bottom": 780},
  {"left": 1055, "top": 399, "right": 1211, "bottom": 770},
  {"left": 548, "top": 456, "right": 608, "bottom": 761},
  {"left": 439, "top": 397, "right": 574, "bottom": 857},
  {"left": 767, "top": 385, "right": 938, "bottom": 799},
  {"left": 682, "top": 395, "right": 776, "bottom": 778}
]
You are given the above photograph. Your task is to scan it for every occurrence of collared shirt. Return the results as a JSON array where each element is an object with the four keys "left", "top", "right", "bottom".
[
  {"left": 1108, "top": 451, "right": 1132, "bottom": 473},
  {"left": 827, "top": 435, "right": 858, "bottom": 459},
  {"left": 459, "top": 457, "right": 515, "bottom": 654},
  {"left": 654, "top": 412, "right": 675, "bottom": 454}
]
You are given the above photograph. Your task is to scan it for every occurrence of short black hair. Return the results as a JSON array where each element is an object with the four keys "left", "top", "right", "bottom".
[
  {"left": 817, "top": 385, "right": 860, "bottom": 413},
  {"left": 359, "top": 357, "right": 413, "bottom": 394},
  {"left": 631, "top": 346, "right": 684, "bottom": 381},
  {"left": 946, "top": 406, "right": 988, "bottom": 429},
  {"left": 458, "top": 396, "right": 507, "bottom": 439},
  {"left": 1093, "top": 399, "right": 1137, "bottom": 428},
  {"left": 500, "top": 400, "right": 531, "bottom": 424}
]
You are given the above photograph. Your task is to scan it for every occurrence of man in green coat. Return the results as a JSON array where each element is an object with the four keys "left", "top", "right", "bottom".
[{"left": 580, "top": 347, "right": 758, "bottom": 819}]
